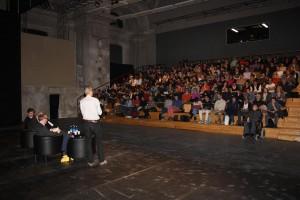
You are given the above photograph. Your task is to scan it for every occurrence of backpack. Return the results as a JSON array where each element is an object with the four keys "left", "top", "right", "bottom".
[{"left": 180, "top": 115, "right": 190, "bottom": 122}]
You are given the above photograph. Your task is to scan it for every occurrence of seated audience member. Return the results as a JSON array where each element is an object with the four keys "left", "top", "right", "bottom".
[
  {"left": 160, "top": 96, "right": 173, "bottom": 120},
  {"left": 192, "top": 98, "right": 202, "bottom": 121},
  {"left": 275, "top": 86, "right": 286, "bottom": 106},
  {"left": 225, "top": 97, "right": 239, "bottom": 125},
  {"left": 139, "top": 96, "right": 150, "bottom": 118},
  {"left": 238, "top": 98, "right": 251, "bottom": 126},
  {"left": 243, "top": 67, "right": 251, "bottom": 80},
  {"left": 132, "top": 95, "right": 141, "bottom": 108},
  {"left": 122, "top": 97, "right": 134, "bottom": 118},
  {"left": 253, "top": 93, "right": 267, "bottom": 111},
  {"left": 250, "top": 80, "right": 262, "bottom": 93},
  {"left": 262, "top": 88, "right": 272, "bottom": 103},
  {"left": 113, "top": 98, "right": 122, "bottom": 115},
  {"left": 222, "top": 87, "right": 231, "bottom": 102},
  {"left": 243, "top": 104, "right": 263, "bottom": 138},
  {"left": 265, "top": 78, "right": 276, "bottom": 93},
  {"left": 214, "top": 94, "right": 226, "bottom": 124},
  {"left": 246, "top": 88, "right": 256, "bottom": 104},
  {"left": 199, "top": 95, "right": 212, "bottom": 124},
  {"left": 191, "top": 88, "right": 200, "bottom": 101},
  {"left": 23, "top": 108, "right": 38, "bottom": 131},
  {"left": 182, "top": 90, "right": 191, "bottom": 104},
  {"left": 146, "top": 96, "right": 158, "bottom": 112},
  {"left": 266, "top": 97, "right": 284, "bottom": 128},
  {"left": 172, "top": 96, "right": 183, "bottom": 112},
  {"left": 35, "top": 113, "right": 72, "bottom": 163}
]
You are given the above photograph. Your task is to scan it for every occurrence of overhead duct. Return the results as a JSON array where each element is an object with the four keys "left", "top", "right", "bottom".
[{"left": 117, "top": 0, "right": 209, "bottom": 20}]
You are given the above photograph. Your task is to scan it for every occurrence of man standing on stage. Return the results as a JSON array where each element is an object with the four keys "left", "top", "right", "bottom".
[{"left": 80, "top": 86, "right": 107, "bottom": 167}]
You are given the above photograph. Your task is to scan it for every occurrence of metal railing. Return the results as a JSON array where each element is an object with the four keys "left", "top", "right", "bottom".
[{"left": 76, "top": 71, "right": 134, "bottom": 115}]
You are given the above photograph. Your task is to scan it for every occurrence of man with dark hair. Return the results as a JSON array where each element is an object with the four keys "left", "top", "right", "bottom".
[
  {"left": 23, "top": 108, "right": 38, "bottom": 131},
  {"left": 35, "top": 113, "right": 72, "bottom": 163},
  {"left": 80, "top": 86, "right": 107, "bottom": 167}
]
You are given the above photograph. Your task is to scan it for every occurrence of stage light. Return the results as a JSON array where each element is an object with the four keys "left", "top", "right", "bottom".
[
  {"left": 231, "top": 28, "right": 239, "bottom": 33},
  {"left": 262, "top": 23, "right": 268, "bottom": 28}
]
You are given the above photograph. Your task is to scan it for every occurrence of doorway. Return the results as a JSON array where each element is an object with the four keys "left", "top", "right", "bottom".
[{"left": 49, "top": 94, "right": 59, "bottom": 120}]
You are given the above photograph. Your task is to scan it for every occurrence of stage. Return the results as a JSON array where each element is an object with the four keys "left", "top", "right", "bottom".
[{"left": 0, "top": 122, "right": 300, "bottom": 200}]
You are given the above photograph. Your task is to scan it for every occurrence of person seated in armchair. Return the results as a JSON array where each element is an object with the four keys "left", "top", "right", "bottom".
[
  {"left": 35, "top": 113, "right": 72, "bottom": 163},
  {"left": 23, "top": 108, "right": 39, "bottom": 131},
  {"left": 243, "top": 104, "right": 262, "bottom": 139}
]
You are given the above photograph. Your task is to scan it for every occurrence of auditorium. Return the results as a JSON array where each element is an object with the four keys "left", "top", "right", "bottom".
[{"left": 1, "top": 0, "right": 300, "bottom": 199}]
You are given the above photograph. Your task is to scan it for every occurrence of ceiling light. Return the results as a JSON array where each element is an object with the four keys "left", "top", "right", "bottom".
[
  {"left": 262, "top": 23, "right": 268, "bottom": 28},
  {"left": 231, "top": 28, "right": 239, "bottom": 33}
]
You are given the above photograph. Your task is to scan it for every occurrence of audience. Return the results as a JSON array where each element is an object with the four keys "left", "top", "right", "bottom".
[{"left": 96, "top": 54, "right": 300, "bottom": 128}]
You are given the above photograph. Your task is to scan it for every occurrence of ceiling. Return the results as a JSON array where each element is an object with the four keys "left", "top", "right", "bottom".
[{"left": 42, "top": 0, "right": 300, "bottom": 32}]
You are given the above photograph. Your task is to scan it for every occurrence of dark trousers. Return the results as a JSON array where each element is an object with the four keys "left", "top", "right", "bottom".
[
  {"left": 61, "top": 133, "right": 70, "bottom": 153},
  {"left": 83, "top": 121, "right": 104, "bottom": 162},
  {"left": 228, "top": 113, "right": 235, "bottom": 125},
  {"left": 243, "top": 121, "right": 257, "bottom": 135},
  {"left": 238, "top": 110, "right": 249, "bottom": 125}
]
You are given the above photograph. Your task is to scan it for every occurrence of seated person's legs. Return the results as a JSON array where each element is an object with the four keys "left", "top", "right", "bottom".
[
  {"left": 192, "top": 108, "right": 198, "bottom": 121},
  {"left": 61, "top": 132, "right": 70, "bottom": 154},
  {"left": 215, "top": 111, "right": 223, "bottom": 124},
  {"left": 243, "top": 121, "right": 251, "bottom": 136},
  {"left": 204, "top": 110, "right": 210, "bottom": 124},
  {"left": 250, "top": 121, "right": 257, "bottom": 135},
  {"left": 199, "top": 109, "right": 204, "bottom": 123},
  {"left": 229, "top": 114, "right": 235, "bottom": 125}
]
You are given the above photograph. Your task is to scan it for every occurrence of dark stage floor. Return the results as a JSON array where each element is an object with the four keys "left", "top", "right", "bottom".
[{"left": 0, "top": 123, "right": 300, "bottom": 200}]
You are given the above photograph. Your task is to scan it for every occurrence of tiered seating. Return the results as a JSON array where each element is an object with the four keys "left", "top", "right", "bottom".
[
  {"left": 274, "top": 98, "right": 300, "bottom": 141},
  {"left": 99, "top": 53, "right": 300, "bottom": 142},
  {"left": 105, "top": 116, "right": 244, "bottom": 136},
  {"left": 105, "top": 98, "right": 300, "bottom": 141}
]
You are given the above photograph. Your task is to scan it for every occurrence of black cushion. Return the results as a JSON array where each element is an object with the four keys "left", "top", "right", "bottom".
[{"left": 33, "top": 135, "right": 62, "bottom": 156}]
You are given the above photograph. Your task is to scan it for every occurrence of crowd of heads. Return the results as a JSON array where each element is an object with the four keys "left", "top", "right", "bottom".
[{"left": 96, "top": 54, "right": 299, "bottom": 125}]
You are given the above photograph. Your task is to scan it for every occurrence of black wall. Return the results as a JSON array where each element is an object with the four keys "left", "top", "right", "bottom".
[
  {"left": 110, "top": 44, "right": 123, "bottom": 64},
  {"left": 157, "top": 7, "right": 300, "bottom": 64},
  {"left": 0, "top": 11, "right": 21, "bottom": 126},
  {"left": 110, "top": 63, "right": 134, "bottom": 81}
]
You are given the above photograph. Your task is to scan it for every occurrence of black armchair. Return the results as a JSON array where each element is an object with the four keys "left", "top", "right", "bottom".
[{"left": 33, "top": 135, "right": 63, "bottom": 164}]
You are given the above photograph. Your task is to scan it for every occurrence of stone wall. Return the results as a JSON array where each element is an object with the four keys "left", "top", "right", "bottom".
[{"left": 22, "top": 86, "right": 82, "bottom": 119}]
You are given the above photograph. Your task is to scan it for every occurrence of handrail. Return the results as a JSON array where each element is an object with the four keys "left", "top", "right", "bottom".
[
  {"left": 76, "top": 81, "right": 110, "bottom": 115},
  {"left": 76, "top": 71, "right": 133, "bottom": 115}
]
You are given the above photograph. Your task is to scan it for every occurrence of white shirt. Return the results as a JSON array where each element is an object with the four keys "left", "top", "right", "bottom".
[
  {"left": 243, "top": 103, "right": 249, "bottom": 110},
  {"left": 80, "top": 96, "right": 102, "bottom": 120},
  {"left": 243, "top": 72, "right": 251, "bottom": 80}
]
